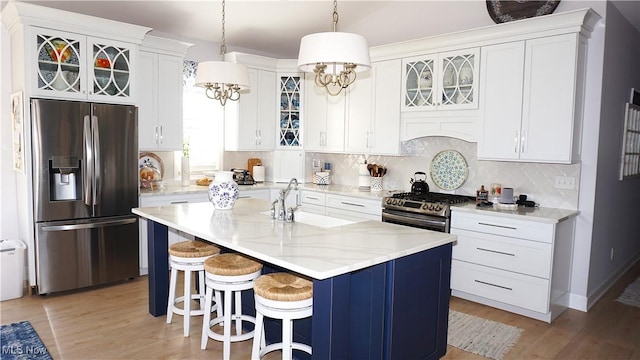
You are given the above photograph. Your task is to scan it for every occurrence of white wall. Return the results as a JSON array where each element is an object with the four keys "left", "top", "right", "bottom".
[
  {"left": 585, "top": 1, "right": 640, "bottom": 307},
  {"left": 1, "top": 21, "right": 19, "bottom": 241}
]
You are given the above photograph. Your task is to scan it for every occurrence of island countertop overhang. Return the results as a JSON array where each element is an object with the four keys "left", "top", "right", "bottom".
[{"left": 132, "top": 198, "right": 457, "bottom": 280}]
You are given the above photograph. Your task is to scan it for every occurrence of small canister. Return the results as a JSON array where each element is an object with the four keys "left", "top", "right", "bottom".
[{"left": 500, "top": 187, "right": 515, "bottom": 204}]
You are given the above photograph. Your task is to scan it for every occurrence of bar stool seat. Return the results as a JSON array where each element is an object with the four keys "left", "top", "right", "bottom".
[
  {"left": 201, "top": 253, "right": 263, "bottom": 360},
  {"left": 251, "top": 272, "right": 313, "bottom": 360},
  {"left": 167, "top": 240, "right": 220, "bottom": 337}
]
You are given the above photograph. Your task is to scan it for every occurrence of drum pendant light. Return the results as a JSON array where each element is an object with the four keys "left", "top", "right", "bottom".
[
  {"left": 195, "top": 0, "right": 249, "bottom": 106},
  {"left": 297, "top": 0, "right": 370, "bottom": 96}
]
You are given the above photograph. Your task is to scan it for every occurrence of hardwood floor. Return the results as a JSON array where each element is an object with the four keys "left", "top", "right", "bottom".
[{"left": 2, "top": 260, "right": 639, "bottom": 359}]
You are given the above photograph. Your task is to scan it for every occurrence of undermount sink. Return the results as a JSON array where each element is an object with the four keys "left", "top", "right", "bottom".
[{"left": 261, "top": 211, "right": 358, "bottom": 228}]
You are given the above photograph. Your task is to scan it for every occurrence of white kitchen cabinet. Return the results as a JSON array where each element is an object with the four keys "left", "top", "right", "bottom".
[
  {"left": 399, "top": 48, "right": 480, "bottom": 142},
  {"left": 303, "top": 74, "right": 346, "bottom": 152},
  {"left": 325, "top": 194, "right": 382, "bottom": 221},
  {"left": 402, "top": 48, "right": 479, "bottom": 112},
  {"left": 138, "top": 36, "right": 192, "bottom": 151},
  {"left": 278, "top": 74, "right": 302, "bottom": 147},
  {"left": 238, "top": 189, "right": 270, "bottom": 201},
  {"left": 225, "top": 67, "right": 277, "bottom": 150},
  {"left": 30, "top": 27, "right": 140, "bottom": 104},
  {"left": 345, "top": 59, "right": 402, "bottom": 155},
  {"left": 273, "top": 150, "right": 305, "bottom": 183},
  {"left": 299, "top": 190, "right": 382, "bottom": 221},
  {"left": 477, "top": 34, "right": 584, "bottom": 163},
  {"left": 450, "top": 210, "right": 575, "bottom": 323}
]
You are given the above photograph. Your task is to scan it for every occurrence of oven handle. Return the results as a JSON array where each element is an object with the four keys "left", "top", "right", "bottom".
[{"left": 382, "top": 211, "right": 447, "bottom": 232}]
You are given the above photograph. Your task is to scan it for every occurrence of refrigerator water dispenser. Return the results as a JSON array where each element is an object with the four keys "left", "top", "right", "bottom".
[{"left": 50, "top": 156, "right": 81, "bottom": 201}]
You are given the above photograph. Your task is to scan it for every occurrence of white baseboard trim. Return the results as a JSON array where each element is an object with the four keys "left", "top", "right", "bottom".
[{"left": 568, "top": 253, "right": 640, "bottom": 312}]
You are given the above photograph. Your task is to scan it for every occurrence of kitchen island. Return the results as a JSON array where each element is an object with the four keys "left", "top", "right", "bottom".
[{"left": 132, "top": 199, "right": 457, "bottom": 359}]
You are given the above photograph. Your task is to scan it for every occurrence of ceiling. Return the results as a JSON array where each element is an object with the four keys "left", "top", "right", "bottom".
[{"left": 3, "top": 1, "right": 639, "bottom": 59}]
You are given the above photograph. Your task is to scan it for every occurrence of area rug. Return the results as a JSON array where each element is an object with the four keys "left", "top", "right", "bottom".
[
  {"left": 448, "top": 310, "right": 523, "bottom": 360},
  {"left": 616, "top": 276, "right": 640, "bottom": 308},
  {"left": 0, "top": 321, "right": 53, "bottom": 360}
]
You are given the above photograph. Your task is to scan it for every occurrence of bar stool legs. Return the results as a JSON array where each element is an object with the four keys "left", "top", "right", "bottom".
[
  {"left": 200, "top": 253, "right": 263, "bottom": 360},
  {"left": 251, "top": 273, "right": 313, "bottom": 360},
  {"left": 166, "top": 241, "right": 220, "bottom": 338}
]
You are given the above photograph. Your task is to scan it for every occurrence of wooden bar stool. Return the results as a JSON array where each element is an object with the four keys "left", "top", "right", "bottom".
[
  {"left": 166, "top": 240, "right": 220, "bottom": 337},
  {"left": 251, "top": 272, "right": 313, "bottom": 360},
  {"left": 201, "top": 253, "right": 263, "bottom": 360}
]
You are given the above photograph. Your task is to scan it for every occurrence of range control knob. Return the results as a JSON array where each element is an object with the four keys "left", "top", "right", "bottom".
[{"left": 386, "top": 198, "right": 393, "bottom": 205}]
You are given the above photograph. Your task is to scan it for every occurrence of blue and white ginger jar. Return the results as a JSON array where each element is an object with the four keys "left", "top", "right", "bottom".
[{"left": 208, "top": 171, "right": 239, "bottom": 210}]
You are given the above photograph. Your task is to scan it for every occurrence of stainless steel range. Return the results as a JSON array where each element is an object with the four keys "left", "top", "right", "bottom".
[{"left": 382, "top": 192, "right": 475, "bottom": 232}]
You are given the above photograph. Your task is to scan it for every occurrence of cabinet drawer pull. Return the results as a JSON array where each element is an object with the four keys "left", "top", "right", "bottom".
[
  {"left": 474, "top": 279, "right": 512, "bottom": 291},
  {"left": 341, "top": 201, "right": 364, "bottom": 207},
  {"left": 170, "top": 200, "right": 188, "bottom": 204},
  {"left": 238, "top": 195, "right": 251, "bottom": 199},
  {"left": 478, "top": 222, "right": 517, "bottom": 230},
  {"left": 476, "top": 247, "right": 515, "bottom": 257},
  {"left": 306, "top": 196, "right": 320, "bottom": 200}
]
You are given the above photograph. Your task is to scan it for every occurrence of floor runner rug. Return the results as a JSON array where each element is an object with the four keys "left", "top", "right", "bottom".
[
  {"left": 616, "top": 276, "right": 640, "bottom": 308},
  {"left": 448, "top": 310, "right": 523, "bottom": 360},
  {"left": 0, "top": 321, "right": 53, "bottom": 360}
]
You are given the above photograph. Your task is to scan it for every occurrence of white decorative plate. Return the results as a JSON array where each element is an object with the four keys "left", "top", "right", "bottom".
[
  {"left": 138, "top": 152, "right": 164, "bottom": 178},
  {"left": 430, "top": 150, "right": 469, "bottom": 190}
]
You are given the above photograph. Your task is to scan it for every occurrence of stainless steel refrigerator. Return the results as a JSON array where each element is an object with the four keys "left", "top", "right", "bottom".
[{"left": 31, "top": 98, "right": 139, "bottom": 294}]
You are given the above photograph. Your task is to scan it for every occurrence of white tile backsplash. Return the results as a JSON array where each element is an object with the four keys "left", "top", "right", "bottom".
[
  {"left": 217, "top": 137, "right": 579, "bottom": 210},
  {"left": 306, "top": 137, "right": 580, "bottom": 210}
]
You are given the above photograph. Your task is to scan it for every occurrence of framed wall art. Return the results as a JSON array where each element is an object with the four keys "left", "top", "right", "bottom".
[
  {"left": 11, "top": 91, "right": 25, "bottom": 173},
  {"left": 620, "top": 102, "right": 640, "bottom": 180}
]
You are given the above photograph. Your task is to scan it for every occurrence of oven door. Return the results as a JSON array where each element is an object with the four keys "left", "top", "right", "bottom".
[{"left": 382, "top": 208, "right": 449, "bottom": 232}]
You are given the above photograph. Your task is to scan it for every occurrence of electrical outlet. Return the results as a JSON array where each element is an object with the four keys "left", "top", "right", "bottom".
[{"left": 555, "top": 176, "right": 575, "bottom": 190}]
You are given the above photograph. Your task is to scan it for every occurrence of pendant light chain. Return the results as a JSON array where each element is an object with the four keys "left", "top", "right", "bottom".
[
  {"left": 195, "top": 0, "right": 249, "bottom": 106},
  {"left": 332, "top": 0, "right": 339, "bottom": 32},
  {"left": 219, "top": 0, "right": 227, "bottom": 55},
  {"left": 297, "top": 0, "right": 370, "bottom": 96}
]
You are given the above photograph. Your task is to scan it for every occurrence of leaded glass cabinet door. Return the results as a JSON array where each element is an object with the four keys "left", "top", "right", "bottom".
[
  {"left": 403, "top": 55, "right": 436, "bottom": 110},
  {"left": 439, "top": 49, "right": 479, "bottom": 109},
  {"left": 89, "top": 39, "right": 134, "bottom": 101},
  {"left": 34, "top": 30, "right": 85, "bottom": 99},
  {"left": 279, "top": 75, "right": 301, "bottom": 147},
  {"left": 402, "top": 49, "right": 478, "bottom": 111}
]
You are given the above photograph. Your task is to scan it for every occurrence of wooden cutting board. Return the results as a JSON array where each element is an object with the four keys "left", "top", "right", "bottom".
[{"left": 247, "top": 158, "right": 262, "bottom": 177}]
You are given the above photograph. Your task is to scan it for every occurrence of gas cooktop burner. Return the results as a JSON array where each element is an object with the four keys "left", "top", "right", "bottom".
[
  {"left": 382, "top": 192, "right": 475, "bottom": 217},
  {"left": 388, "top": 192, "right": 475, "bottom": 205}
]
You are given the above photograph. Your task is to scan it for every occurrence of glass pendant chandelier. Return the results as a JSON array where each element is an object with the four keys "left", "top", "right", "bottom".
[
  {"left": 195, "top": 0, "right": 249, "bottom": 106},
  {"left": 297, "top": 0, "right": 370, "bottom": 96}
]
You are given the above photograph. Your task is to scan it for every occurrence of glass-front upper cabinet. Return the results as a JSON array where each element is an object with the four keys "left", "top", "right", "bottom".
[
  {"left": 402, "top": 48, "right": 479, "bottom": 111},
  {"left": 279, "top": 75, "right": 302, "bottom": 147},
  {"left": 33, "top": 28, "right": 135, "bottom": 103}
]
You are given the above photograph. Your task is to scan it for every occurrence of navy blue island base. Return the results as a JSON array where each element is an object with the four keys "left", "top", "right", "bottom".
[{"left": 147, "top": 220, "right": 451, "bottom": 360}]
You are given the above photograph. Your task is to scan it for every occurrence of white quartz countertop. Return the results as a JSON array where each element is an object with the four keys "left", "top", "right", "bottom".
[
  {"left": 132, "top": 198, "right": 456, "bottom": 280},
  {"left": 452, "top": 203, "right": 579, "bottom": 223}
]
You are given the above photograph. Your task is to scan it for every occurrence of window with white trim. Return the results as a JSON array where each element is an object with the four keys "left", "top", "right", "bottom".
[{"left": 178, "top": 60, "right": 224, "bottom": 175}]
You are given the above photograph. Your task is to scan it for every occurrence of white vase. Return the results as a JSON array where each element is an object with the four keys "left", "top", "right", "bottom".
[
  {"left": 208, "top": 171, "right": 239, "bottom": 210},
  {"left": 181, "top": 157, "right": 190, "bottom": 187}
]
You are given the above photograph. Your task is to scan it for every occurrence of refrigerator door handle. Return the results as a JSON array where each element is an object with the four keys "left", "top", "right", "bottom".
[
  {"left": 92, "top": 115, "right": 101, "bottom": 206},
  {"left": 83, "top": 115, "right": 93, "bottom": 206},
  {"left": 41, "top": 218, "right": 137, "bottom": 231}
]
